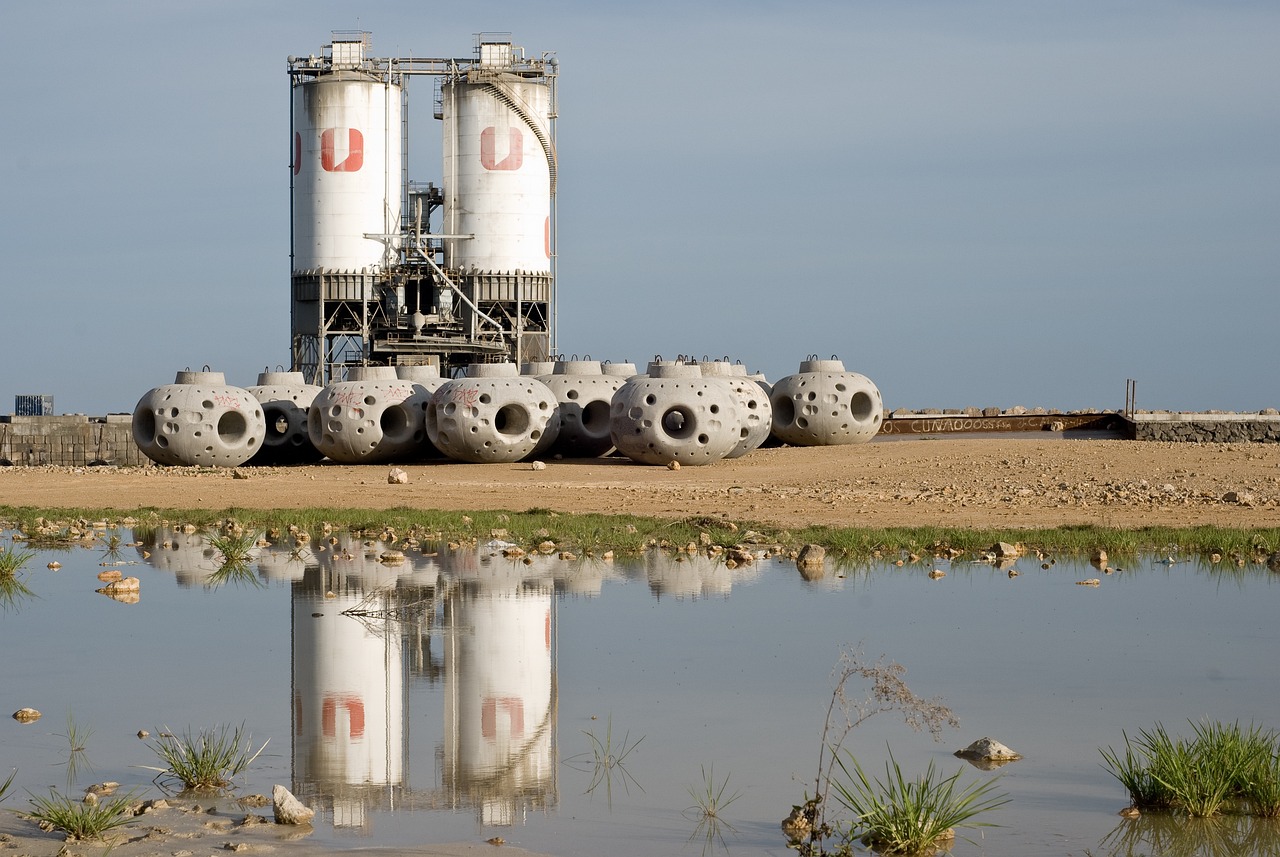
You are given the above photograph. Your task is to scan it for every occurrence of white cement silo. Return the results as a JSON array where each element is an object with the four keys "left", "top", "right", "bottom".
[
  {"left": 441, "top": 46, "right": 553, "bottom": 278},
  {"left": 292, "top": 63, "right": 401, "bottom": 273}
]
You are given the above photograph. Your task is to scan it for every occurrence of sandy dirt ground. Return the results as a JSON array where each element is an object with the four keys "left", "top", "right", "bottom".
[
  {"left": 1, "top": 436, "right": 1279, "bottom": 531},
  {"left": 2, "top": 435, "right": 1278, "bottom": 857}
]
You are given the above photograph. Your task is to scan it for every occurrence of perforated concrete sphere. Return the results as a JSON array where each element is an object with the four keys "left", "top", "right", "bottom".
[
  {"left": 536, "top": 361, "right": 626, "bottom": 459},
  {"left": 132, "top": 370, "right": 266, "bottom": 467},
  {"left": 395, "top": 365, "right": 448, "bottom": 459},
  {"left": 246, "top": 371, "right": 324, "bottom": 465},
  {"left": 609, "top": 366, "right": 742, "bottom": 466},
  {"left": 308, "top": 367, "right": 433, "bottom": 463},
  {"left": 770, "top": 358, "right": 883, "bottom": 446},
  {"left": 426, "top": 363, "right": 557, "bottom": 463},
  {"left": 726, "top": 377, "right": 774, "bottom": 459},
  {"left": 692, "top": 362, "right": 773, "bottom": 459}
]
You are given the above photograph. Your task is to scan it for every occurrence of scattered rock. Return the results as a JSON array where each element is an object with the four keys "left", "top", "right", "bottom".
[
  {"left": 927, "top": 569, "right": 946, "bottom": 579},
  {"left": 378, "top": 551, "right": 405, "bottom": 565},
  {"left": 486, "top": 837, "right": 505, "bottom": 846},
  {"left": 271, "top": 785, "right": 314, "bottom": 826},
  {"left": 667, "top": 460, "right": 681, "bottom": 471},
  {"left": 1090, "top": 548, "right": 1108, "bottom": 567},
  {"left": 137, "top": 729, "right": 150, "bottom": 739},
  {"left": 12, "top": 708, "right": 41, "bottom": 723},
  {"left": 990, "top": 542, "right": 1019, "bottom": 559},
  {"left": 781, "top": 804, "right": 814, "bottom": 840},
  {"left": 530, "top": 460, "right": 546, "bottom": 471},
  {"left": 46, "top": 561, "right": 61, "bottom": 570},
  {"left": 955, "top": 737, "right": 1023, "bottom": 762},
  {"left": 796, "top": 544, "right": 826, "bottom": 567},
  {"left": 97, "top": 569, "right": 123, "bottom": 582},
  {"left": 387, "top": 467, "right": 409, "bottom": 484},
  {"left": 1077, "top": 578, "right": 1101, "bottom": 586}
]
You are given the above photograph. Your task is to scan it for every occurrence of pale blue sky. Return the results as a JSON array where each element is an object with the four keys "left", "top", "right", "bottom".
[{"left": 3, "top": 1, "right": 1276, "bottom": 415}]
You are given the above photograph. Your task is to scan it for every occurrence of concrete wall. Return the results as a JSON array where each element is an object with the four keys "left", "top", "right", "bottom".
[
  {"left": 1125, "top": 413, "right": 1280, "bottom": 443},
  {"left": 0, "top": 415, "right": 145, "bottom": 467}
]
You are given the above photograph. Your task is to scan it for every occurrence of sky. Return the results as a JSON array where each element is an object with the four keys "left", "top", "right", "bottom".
[{"left": 3, "top": 1, "right": 1277, "bottom": 416}]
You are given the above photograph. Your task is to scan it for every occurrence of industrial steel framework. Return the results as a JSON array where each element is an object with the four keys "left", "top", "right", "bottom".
[{"left": 287, "top": 33, "right": 558, "bottom": 384}]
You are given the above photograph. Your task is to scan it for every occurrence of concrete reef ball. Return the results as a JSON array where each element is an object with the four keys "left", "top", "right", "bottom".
[
  {"left": 695, "top": 361, "right": 773, "bottom": 459},
  {"left": 246, "top": 371, "right": 323, "bottom": 465},
  {"left": 536, "top": 360, "right": 626, "bottom": 459},
  {"left": 308, "top": 366, "right": 433, "bottom": 464},
  {"left": 132, "top": 370, "right": 266, "bottom": 467},
  {"left": 610, "top": 362, "right": 741, "bottom": 466},
  {"left": 426, "top": 363, "right": 557, "bottom": 463},
  {"left": 770, "top": 358, "right": 883, "bottom": 445},
  {"left": 394, "top": 364, "right": 448, "bottom": 458}
]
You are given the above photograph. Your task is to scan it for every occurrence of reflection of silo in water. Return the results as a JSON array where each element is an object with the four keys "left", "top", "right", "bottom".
[
  {"left": 442, "top": 571, "right": 556, "bottom": 825},
  {"left": 291, "top": 567, "right": 408, "bottom": 830}
]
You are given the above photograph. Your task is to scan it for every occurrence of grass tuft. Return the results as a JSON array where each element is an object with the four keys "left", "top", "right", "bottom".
[
  {"left": 831, "top": 747, "right": 1009, "bottom": 855},
  {"left": 1102, "top": 720, "right": 1280, "bottom": 818},
  {"left": 0, "top": 546, "right": 36, "bottom": 577},
  {"left": 205, "top": 529, "right": 258, "bottom": 566},
  {"left": 563, "top": 715, "right": 644, "bottom": 808},
  {"left": 25, "top": 788, "right": 139, "bottom": 839},
  {"left": 146, "top": 724, "right": 268, "bottom": 792},
  {"left": 684, "top": 764, "right": 742, "bottom": 855}
]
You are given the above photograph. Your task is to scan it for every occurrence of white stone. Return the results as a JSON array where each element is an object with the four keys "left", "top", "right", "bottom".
[{"left": 272, "top": 784, "right": 315, "bottom": 825}]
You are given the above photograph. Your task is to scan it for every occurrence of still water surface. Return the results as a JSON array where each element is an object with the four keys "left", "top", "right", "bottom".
[{"left": 2, "top": 526, "right": 1278, "bottom": 856}]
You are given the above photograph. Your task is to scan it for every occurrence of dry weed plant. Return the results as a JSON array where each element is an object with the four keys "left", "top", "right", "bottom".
[{"left": 788, "top": 645, "right": 960, "bottom": 855}]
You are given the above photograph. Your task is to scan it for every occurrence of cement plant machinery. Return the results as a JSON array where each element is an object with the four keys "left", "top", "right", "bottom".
[{"left": 288, "top": 32, "right": 557, "bottom": 383}]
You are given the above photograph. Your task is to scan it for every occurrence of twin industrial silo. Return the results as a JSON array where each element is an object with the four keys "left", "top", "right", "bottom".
[{"left": 288, "top": 32, "right": 556, "bottom": 384}]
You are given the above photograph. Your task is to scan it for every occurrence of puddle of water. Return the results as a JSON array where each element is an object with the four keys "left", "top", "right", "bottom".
[{"left": 2, "top": 527, "right": 1279, "bottom": 856}]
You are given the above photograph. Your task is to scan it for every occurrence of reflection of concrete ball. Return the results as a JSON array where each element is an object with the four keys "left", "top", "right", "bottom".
[
  {"left": 308, "top": 369, "right": 432, "bottom": 463},
  {"left": 770, "top": 359, "right": 882, "bottom": 446},
  {"left": 427, "top": 365, "right": 557, "bottom": 463},
  {"left": 132, "top": 371, "right": 266, "bottom": 467}
]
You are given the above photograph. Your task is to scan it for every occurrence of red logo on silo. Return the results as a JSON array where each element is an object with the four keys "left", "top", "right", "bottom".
[
  {"left": 481, "top": 697, "right": 525, "bottom": 739},
  {"left": 480, "top": 127, "right": 523, "bottom": 171},
  {"left": 320, "top": 128, "right": 364, "bottom": 172},
  {"left": 321, "top": 693, "right": 366, "bottom": 739}
]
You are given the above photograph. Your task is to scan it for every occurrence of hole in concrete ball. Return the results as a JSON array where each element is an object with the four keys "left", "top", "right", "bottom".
[
  {"left": 217, "top": 410, "right": 249, "bottom": 444},
  {"left": 567, "top": 389, "right": 579, "bottom": 400},
  {"left": 773, "top": 396, "right": 795, "bottom": 427},
  {"left": 495, "top": 404, "right": 531, "bottom": 436},
  {"left": 661, "top": 406, "right": 696, "bottom": 440},
  {"left": 381, "top": 405, "right": 411, "bottom": 442},
  {"left": 134, "top": 409, "right": 157, "bottom": 445},
  {"left": 582, "top": 400, "right": 610, "bottom": 432},
  {"left": 850, "top": 391, "right": 876, "bottom": 421}
]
